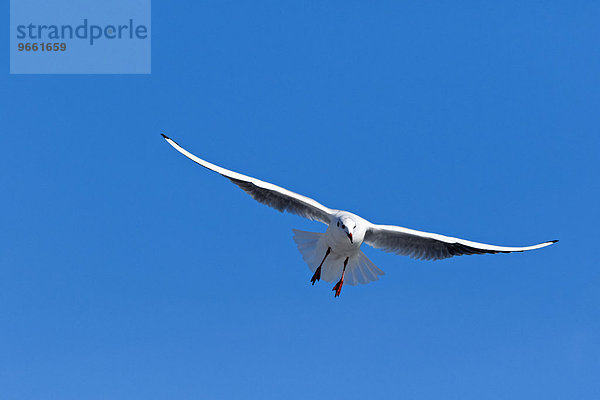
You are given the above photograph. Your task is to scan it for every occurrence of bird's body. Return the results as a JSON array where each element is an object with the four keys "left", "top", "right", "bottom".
[
  {"left": 162, "top": 134, "right": 557, "bottom": 297},
  {"left": 293, "top": 211, "right": 384, "bottom": 293}
]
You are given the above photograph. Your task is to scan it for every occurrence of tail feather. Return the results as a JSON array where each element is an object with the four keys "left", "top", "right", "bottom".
[
  {"left": 346, "top": 266, "right": 358, "bottom": 286},
  {"left": 353, "top": 262, "right": 368, "bottom": 285},
  {"left": 292, "top": 229, "right": 324, "bottom": 273},
  {"left": 292, "top": 229, "right": 384, "bottom": 286}
]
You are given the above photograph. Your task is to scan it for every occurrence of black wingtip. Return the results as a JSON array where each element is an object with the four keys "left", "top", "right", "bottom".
[
  {"left": 160, "top": 133, "right": 170, "bottom": 140},
  {"left": 550, "top": 240, "right": 559, "bottom": 243}
]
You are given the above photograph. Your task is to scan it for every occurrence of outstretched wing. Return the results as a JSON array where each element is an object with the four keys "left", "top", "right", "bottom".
[
  {"left": 162, "top": 134, "right": 335, "bottom": 224},
  {"left": 364, "top": 223, "right": 557, "bottom": 261}
]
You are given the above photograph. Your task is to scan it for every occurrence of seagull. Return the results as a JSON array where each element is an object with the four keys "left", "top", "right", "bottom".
[{"left": 161, "top": 134, "right": 558, "bottom": 297}]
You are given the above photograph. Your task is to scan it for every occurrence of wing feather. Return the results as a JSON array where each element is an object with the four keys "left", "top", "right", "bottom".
[
  {"left": 162, "top": 134, "right": 334, "bottom": 224},
  {"left": 364, "top": 223, "right": 557, "bottom": 261}
]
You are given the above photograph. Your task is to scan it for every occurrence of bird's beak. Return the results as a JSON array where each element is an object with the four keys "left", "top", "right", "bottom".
[{"left": 348, "top": 233, "right": 353, "bottom": 243}]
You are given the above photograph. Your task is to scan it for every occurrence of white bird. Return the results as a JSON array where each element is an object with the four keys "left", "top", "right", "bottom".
[{"left": 161, "top": 134, "right": 558, "bottom": 297}]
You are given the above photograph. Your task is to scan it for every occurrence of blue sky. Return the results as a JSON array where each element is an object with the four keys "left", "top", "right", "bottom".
[{"left": 2, "top": 1, "right": 599, "bottom": 399}]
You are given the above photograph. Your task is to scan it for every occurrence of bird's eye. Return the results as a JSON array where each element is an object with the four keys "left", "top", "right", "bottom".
[
  {"left": 342, "top": 224, "right": 345, "bottom": 229},
  {"left": 337, "top": 221, "right": 339, "bottom": 227}
]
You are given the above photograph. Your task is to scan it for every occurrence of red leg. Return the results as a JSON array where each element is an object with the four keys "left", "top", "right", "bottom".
[
  {"left": 311, "top": 247, "right": 331, "bottom": 285},
  {"left": 332, "top": 257, "right": 349, "bottom": 297}
]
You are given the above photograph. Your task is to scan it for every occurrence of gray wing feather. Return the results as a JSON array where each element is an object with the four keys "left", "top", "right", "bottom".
[
  {"left": 226, "top": 177, "right": 332, "bottom": 222},
  {"left": 364, "top": 224, "right": 557, "bottom": 261},
  {"left": 162, "top": 134, "right": 334, "bottom": 224}
]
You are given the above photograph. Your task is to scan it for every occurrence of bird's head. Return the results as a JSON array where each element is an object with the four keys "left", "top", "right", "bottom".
[{"left": 337, "top": 218, "right": 357, "bottom": 243}]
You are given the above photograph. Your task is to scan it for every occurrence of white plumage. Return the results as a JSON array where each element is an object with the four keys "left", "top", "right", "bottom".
[{"left": 162, "top": 134, "right": 557, "bottom": 296}]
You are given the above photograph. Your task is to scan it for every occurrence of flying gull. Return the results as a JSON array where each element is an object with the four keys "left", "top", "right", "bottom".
[{"left": 161, "top": 134, "right": 557, "bottom": 297}]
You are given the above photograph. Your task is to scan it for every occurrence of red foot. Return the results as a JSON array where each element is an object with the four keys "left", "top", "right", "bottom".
[
  {"left": 311, "top": 248, "right": 331, "bottom": 286},
  {"left": 332, "top": 278, "right": 344, "bottom": 297},
  {"left": 310, "top": 266, "right": 321, "bottom": 285},
  {"left": 332, "top": 257, "right": 349, "bottom": 298}
]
